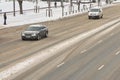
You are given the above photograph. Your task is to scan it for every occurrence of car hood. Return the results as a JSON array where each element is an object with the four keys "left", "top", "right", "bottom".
[
  {"left": 22, "top": 31, "right": 39, "bottom": 34},
  {"left": 89, "top": 12, "right": 99, "bottom": 14}
]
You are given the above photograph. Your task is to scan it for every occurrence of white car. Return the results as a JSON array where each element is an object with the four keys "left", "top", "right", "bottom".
[{"left": 88, "top": 7, "right": 103, "bottom": 19}]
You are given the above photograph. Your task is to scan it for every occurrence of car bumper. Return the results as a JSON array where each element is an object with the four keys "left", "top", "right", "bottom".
[
  {"left": 89, "top": 15, "right": 99, "bottom": 18},
  {"left": 22, "top": 36, "right": 37, "bottom": 40}
]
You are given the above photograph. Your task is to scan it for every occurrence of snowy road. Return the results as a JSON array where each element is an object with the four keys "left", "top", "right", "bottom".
[{"left": 0, "top": 3, "right": 120, "bottom": 80}]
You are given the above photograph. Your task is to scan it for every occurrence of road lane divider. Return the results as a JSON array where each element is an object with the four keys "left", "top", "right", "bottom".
[
  {"left": 81, "top": 50, "right": 87, "bottom": 54},
  {"left": 57, "top": 62, "right": 65, "bottom": 68},
  {"left": 0, "top": 18, "right": 120, "bottom": 80},
  {"left": 115, "top": 51, "right": 120, "bottom": 55},
  {"left": 98, "top": 65, "right": 105, "bottom": 70}
]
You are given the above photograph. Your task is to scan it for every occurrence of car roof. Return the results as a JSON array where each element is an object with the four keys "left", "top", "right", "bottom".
[{"left": 29, "top": 24, "right": 46, "bottom": 28}]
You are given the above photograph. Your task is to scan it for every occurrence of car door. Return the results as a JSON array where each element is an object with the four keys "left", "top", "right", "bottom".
[
  {"left": 42, "top": 27, "right": 46, "bottom": 37},
  {"left": 40, "top": 27, "right": 45, "bottom": 37}
]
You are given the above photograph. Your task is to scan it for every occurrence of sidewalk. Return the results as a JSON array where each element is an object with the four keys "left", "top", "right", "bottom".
[{"left": 0, "top": 1, "right": 118, "bottom": 29}]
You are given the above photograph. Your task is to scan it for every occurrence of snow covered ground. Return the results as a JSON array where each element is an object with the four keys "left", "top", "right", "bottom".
[{"left": 0, "top": 0, "right": 120, "bottom": 29}]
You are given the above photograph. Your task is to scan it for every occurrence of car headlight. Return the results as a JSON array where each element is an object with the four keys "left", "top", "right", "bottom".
[
  {"left": 32, "top": 33, "right": 36, "bottom": 36},
  {"left": 95, "top": 14, "right": 98, "bottom": 15},
  {"left": 22, "top": 33, "right": 25, "bottom": 36}
]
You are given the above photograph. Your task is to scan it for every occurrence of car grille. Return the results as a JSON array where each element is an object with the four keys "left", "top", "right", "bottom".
[
  {"left": 91, "top": 14, "right": 95, "bottom": 16},
  {"left": 25, "top": 34, "right": 32, "bottom": 36}
]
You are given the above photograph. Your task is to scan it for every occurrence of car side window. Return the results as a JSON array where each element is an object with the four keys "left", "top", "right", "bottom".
[
  {"left": 38, "top": 27, "right": 42, "bottom": 30},
  {"left": 43, "top": 26, "right": 46, "bottom": 29},
  {"left": 39, "top": 27, "right": 44, "bottom": 31}
]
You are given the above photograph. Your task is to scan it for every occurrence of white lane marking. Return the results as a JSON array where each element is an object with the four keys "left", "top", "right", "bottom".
[
  {"left": 57, "top": 62, "right": 65, "bottom": 68},
  {"left": 115, "top": 51, "right": 120, "bottom": 55},
  {"left": 98, "top": 65, "right": 104, "bottom": 70},
  {"left": 81, "top": 50, "right": 87, "bottom": 53},
  {"left": 110, "top": 33, "right": 114, "bottom": 36}
]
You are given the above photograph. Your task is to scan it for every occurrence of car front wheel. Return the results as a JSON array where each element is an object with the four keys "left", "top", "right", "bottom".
[
  {"left": 45, "top": 32, "right": 48, "bottom": 37},
  {"left": 37, "top": 35, "right": 41, "bottom": 40},
  {"left": 22, "top": 37, "right": 25, "bottom": 40},
  {"left": 101, "top": 15, "right": 103, "bottom": 18},
  {"left": 88, "top": 16, "right": 91, "bottom": 19}
]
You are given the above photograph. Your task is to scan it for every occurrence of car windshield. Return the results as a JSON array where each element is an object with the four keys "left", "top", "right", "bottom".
[
  {"left": 26, "top": 27, "right": 41, "bottom": 31},
  {"left": 90, "top": 9, "right": 100, "bottom": 12}
]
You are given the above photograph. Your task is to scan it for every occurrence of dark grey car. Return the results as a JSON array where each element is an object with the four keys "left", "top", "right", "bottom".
[{"left": 21, "top": 25, "right": 48, "bottom": 40}]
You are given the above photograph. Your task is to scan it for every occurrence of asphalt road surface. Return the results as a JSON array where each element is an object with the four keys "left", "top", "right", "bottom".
[
  {"left": 12, "top": 20, "right": 120, "bottom": 80},
  {"left": 38, "top": 23, "right": 120, "bottom": 80},
  {"left": 0, "top": 3, "right": 120, "bottom": 80}
]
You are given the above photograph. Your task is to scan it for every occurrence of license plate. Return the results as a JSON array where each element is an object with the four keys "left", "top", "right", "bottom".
[{"left": 26, "top": 36, "right": 31, "bottom": 38}]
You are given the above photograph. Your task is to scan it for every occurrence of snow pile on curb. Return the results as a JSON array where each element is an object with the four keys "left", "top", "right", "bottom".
[{"left": 0, "top": 0, "right": 117, "bottom": 28}]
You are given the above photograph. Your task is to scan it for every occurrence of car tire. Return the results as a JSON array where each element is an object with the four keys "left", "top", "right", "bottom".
[
  {"left": 97, "top": 16, "right": 99, "bottom": 19},
  {"left": 88, "top": 16, "right": 91, "bottom": 19},
  {"left": 101, "top": 15, "right": 103, "bottom": 18},
  {"left": 37, "top": 35, "right": 41, "bottom": 40},
  {"left": 45, "top": 32, "right": 48, "bottom": 37},
  {"left": 22, "top": 38, "right": 25, "bottom": 40}
]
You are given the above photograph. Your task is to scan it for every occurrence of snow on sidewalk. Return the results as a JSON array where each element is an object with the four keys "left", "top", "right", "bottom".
[{"left": 0, "top": 1, "right": 119, "bottom": 29}]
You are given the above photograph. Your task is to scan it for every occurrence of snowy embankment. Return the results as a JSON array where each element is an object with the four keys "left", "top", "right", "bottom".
[{"left": 0, "top": 1, "right": 117, "bottom": 28}]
